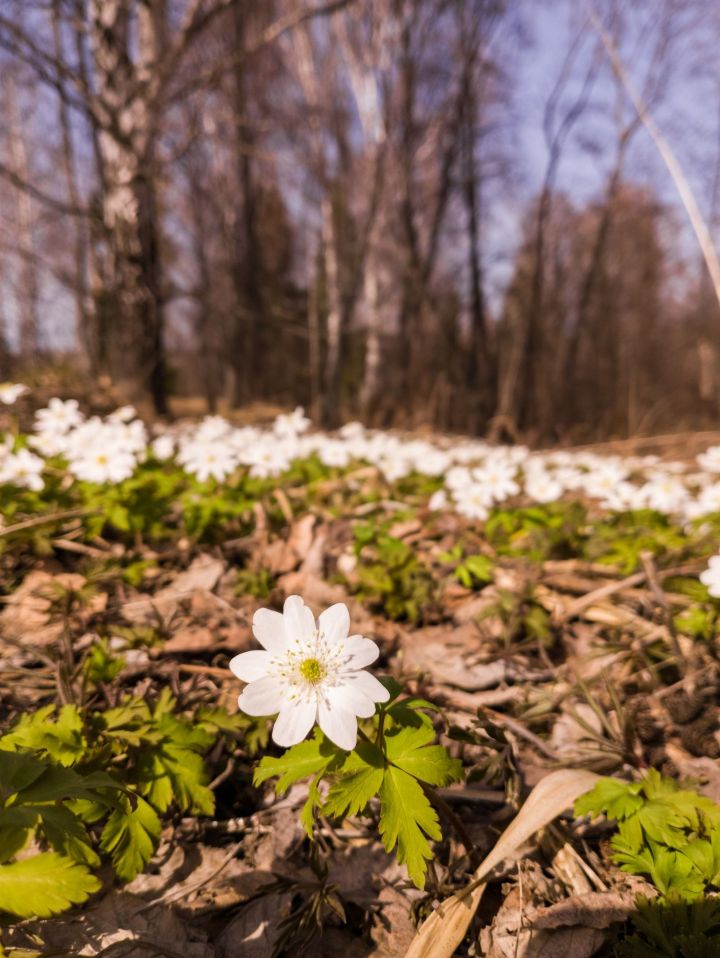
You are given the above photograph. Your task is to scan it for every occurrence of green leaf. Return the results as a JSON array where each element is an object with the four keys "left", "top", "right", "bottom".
[
  {"left": 575, "top": 777, "right": 644, "bottom": 821},
  {"left": 324, "top": 741, "right": 385, "bottom": 820},
  {"left": 254, "top": 732, "right": 341, "bottom": 794},
  {"left": 0, "top": 852, "right": 100, "bottom": 918},
  {"left": 0, "top": 750, "right": 47, "bottom": 801},
  {"left": 137, "top": 746, "right": 214, "bottom": 816},
  {"left": 13, "top": 764, "right": 124, "bottom": 808},
  {"left": 35, "top": 804, "right": 100, "bottom": 867},
  {"left": 0, "top": 807, "right": 36, "bottom": 863},
  {"left": 300, "top": 776, "right": 323, "bottom": 838},
  {"left": 378, "top": 766, "right": 440, "bottom": 888},
  {"left": 1, "top": 706, "right": 86, "bottom": 766},
  {"left": 385, "top": 726, "right": 463, "bottom": 787},
  {"left": 100, "top": 794, "right": 161, "bottom": 882}
]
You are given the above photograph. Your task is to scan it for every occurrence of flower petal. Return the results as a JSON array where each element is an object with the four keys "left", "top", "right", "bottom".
[
  {"left": 342, "top": 669, "right": 390, "bottom": 704},
  {"left": 252, "top": 608, "right": 287, "bottom": 654},
  {"left": 229, "top": 649, "right": 274, "bottom": 683},
  {"left": 238, "top": 675, "right": 286, "bottom": 716},
  {"left": 272, "top": 695, "right": 317, "bottom": 747},
  {"left": 328, "top": 681, "right": 375, "bottom": 719},
  {"left": 342, "top": 635, "right": 381, "bottom": 669},
  {"left": 319, "top": 603, "right": 350, "bottom": 645},
  {"left": 318, "top": 699, "right": 358, "bottom": 750},
  {"left": 283, "top": 595, "right": 316, "bottom": 648}
]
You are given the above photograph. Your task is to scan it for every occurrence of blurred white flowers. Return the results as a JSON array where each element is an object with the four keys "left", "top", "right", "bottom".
[
  {"left": 230, "top": 595, "right": 389, "bottom": 750},
  {"left": 4, "top": 390, "right": 720, "bottom": 528},
  {"left": 700, "top": 555, "right": 720, "bottom": 598}
]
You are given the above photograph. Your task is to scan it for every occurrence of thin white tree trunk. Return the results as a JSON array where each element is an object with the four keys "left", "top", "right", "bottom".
[
  {"left": 322, "top": 195, "right": 343, "bottom": 394},
  {"left": 6, "top": 77, "right": 39, "bottom": 356},
  {"left": 589, "top": 4, "right": 720, "bottom": 310}
]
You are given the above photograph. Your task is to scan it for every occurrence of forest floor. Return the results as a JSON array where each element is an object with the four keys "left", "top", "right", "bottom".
[{"left": 1, "top": 432, "right": 720, "bottom": 958}]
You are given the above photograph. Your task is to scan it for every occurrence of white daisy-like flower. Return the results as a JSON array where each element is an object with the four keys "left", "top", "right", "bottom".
[
  {"left": 230, "top": 595, "right": 389, "bottom": 750},
  {"left": 0, "top": 382, "right": 29, "bottom": 404},
  {"left": 34, "top": 397, "right": 83, "bottom": 435},
  {"left": 700, "top": 555, "right": 720, "bottom": 598}
]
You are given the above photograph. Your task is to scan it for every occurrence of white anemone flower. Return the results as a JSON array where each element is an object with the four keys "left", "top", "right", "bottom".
[
  {"left": 150, "top": 434, "right": 176, "bottom": 461},
  {"left": 230, "top": 595, "right": 390, "bottom": 750},
  {"left": 0, "top": 382, "right": 29, "bottom": 404},
  {"left": 0, "top": 448, "right": 45, "bottom": 490},
  {"left": 273, "top": 406, "right": 311, "bottom": 438},
  {"left": 34, "top": 397, "right": 83, "bottom": 435},
  {"left": 698, "top": 446, "right": 720, "bottom": 474},
  {"left": 108, "top": 404, "right": 137, "bottom": 423},
  {"left": 700, "top": 555, "right": 720, "bottom": 598}
]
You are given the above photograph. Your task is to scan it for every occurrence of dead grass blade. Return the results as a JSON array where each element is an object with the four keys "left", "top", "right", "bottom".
[{"left": 404, "top": 768, "right": 600, "bottom": 958}]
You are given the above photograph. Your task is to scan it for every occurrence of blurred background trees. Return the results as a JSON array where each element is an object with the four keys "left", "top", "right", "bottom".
[{"left": 0, "top": 0, "right": 719, "bottom": 443}]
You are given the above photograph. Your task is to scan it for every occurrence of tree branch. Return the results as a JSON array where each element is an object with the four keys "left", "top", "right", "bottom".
[
  {"left": 588, "top": 3, "right": 720, "bottom": 312},
  {"left": 0, "top": 160, "right": 87, "bottom": 218},
  {"left": 162, "top": 0, "right": 357, "bottom": 107}
]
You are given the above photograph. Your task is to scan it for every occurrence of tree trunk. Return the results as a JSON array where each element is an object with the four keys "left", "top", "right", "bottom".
[
  {"left": 321, "top": 195, "right": 344, "bottom": 427},
  {"left": 6, "top": 77, "right": 40, "bottom": 358},
  {"left": 230, "top": 1, "right": 265, "bottom": 408},
  {"left": 88, "top": 0, "right": 168, "bottom": 413},
  {"left": 52, "top": 0, "right": 92, "bottom": 366}
]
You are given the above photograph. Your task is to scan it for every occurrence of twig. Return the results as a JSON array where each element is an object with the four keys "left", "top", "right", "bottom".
[
  {"left": 639, "top": 550, "right": 685, "bottom": 669},
  {"left": 482, "top": 707, "right": 560, "bottom": 762},
  {"left": 564, "top": 570, "right": 647, "bottom": 619},
  {"left": 0, "top": 507, "right": 98, "bottom": 538}
]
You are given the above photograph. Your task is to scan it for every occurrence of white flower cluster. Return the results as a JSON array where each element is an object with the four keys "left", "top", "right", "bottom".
[{"left": 2, "top": 389, "right": 720, "bottom": 533}]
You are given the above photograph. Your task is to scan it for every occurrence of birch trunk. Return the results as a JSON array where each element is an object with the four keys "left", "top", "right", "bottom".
[
  {"left": 5, "top": 77, "right": 40, "bottom": 357},
  {"left": 88, "top": 0, "right": 168, "bottom": 413}
]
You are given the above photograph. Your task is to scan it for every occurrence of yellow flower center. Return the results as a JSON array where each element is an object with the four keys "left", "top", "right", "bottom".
[{"left": 299, "top": 657, "right": 326, "bottom": 684}]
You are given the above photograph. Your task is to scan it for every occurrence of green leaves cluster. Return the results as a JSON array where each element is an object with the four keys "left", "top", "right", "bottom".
[
  {"left": 0, "top": 751, "right": 114, "bottom": 918},
  {"left": 440, "top": 544, "right": 494, "bottom": 589},
  {"left": 351, "top": 520, "right": 436, "bottom": 623},
  {"left": 254, "top": 693, "right": 462, "bottom": 889},
  {"left": 485, "top": 502, "right": 586, "bottom": 563},
  {"left": 576, "top": 770, "right": 720, "bottom": 900},
  {"left": 0, "top": 691, "right": 236, "bottom": 919}
]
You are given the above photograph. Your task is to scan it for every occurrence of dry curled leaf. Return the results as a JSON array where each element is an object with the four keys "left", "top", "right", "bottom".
[{"left": 405, "top": 769, "right": 600, "bottom": 958}]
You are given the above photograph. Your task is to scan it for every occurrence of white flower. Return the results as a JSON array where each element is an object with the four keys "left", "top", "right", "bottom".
[
  {"left": 151, "top": 434, "right": 176, "bottom": 461},
  {"left": 0, "top": 383, "right": 29, "bottom": 404},
  {"left": 453, "top": 484, "right": 492, "bottom": 520},
  {"left": 524, "top": 469, "right": 563, "bottom": 504},
  {"left": 641, "top": 474, "right": 689, "bottom": 514},
  {"left": 698, "top": 446, "right": 720, "bottom": 474},
  {"left": 108, "top": 404, "right": 137, "bottom": 423},
  {"left": 0, "top": 448, "right": 45, "bottom": 490},
  {"left": 230, "top": 595, "right": 390, "bottom": 750},
  {"left": 317, "top": 438, "right": 351, "bottom": 469},
  {"left": 179, "top": 439, "right": 238, "bottom": 482},
  {"left": 274, "top": 406, "right": 311, "bottom": 439},
  {"left": 339, "top": 421, "right": 365, "bottom": 440},
  {"left": 700, "top": 555, "right": 720, "bottom": 598},
  {"left": 34, "top": 397, "right": 83, "bottom": 436},
  {"left": 69, "top": 445, "right": 137, "bottom": 484},
  {"left": 473, "top": 461, "right": 519, "bottom": 502},
  {"left": 195, "top": 415, "right": 233, "bottom": 442},
  {"left": 243, "top": 441, "right": 292, "bottom": 479}
]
